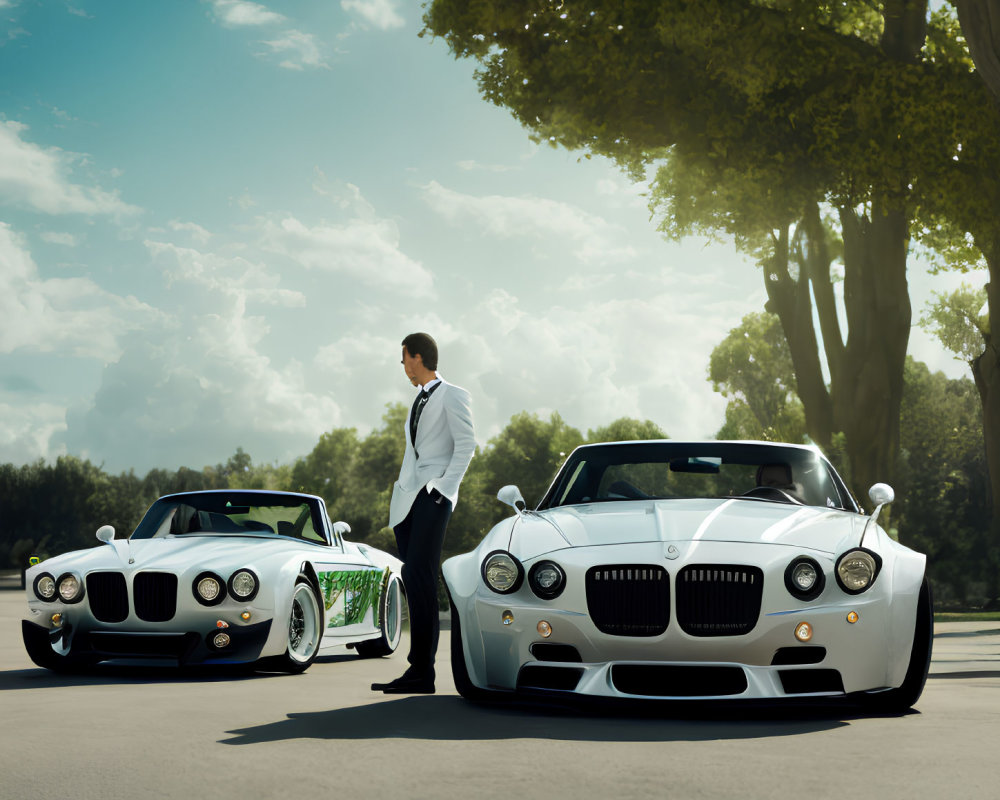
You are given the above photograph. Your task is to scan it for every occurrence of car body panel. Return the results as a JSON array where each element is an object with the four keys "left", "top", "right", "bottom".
[
  {"left": 445, "top": 441, "right": 927, "bottom": 703},
  {"left": 23, "top": 490, "right": 402, "bottom": 668}
]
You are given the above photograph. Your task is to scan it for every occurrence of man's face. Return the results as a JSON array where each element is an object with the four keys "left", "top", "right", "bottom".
[{"left": 401, "top": 347, "right": 421, "bottom": 385}]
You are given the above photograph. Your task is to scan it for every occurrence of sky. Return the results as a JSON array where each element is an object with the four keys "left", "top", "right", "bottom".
[{"left": 0, "top": 0, "right": 987, "bottom": 475}]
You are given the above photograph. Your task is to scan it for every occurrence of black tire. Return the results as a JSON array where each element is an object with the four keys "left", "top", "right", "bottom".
[
  {"left": 859, "top": 577, "right": 934, "bottom": 713},
  {"left": 21, "top": 620, "right": 97, "bottom": 673},
  {"left": 256, "top": 576, "right": 323, "bottom": 674},
  {"left": 450, "top": 599, "right": 507, "bottom": 703},
  {"left": 355, "top": 574, "right": 405, "bottom": 658}
]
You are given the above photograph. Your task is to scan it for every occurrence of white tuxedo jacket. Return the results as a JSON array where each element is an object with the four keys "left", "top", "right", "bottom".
[{"left": 388, "top": 377, "right": 476, "bottom": 529}]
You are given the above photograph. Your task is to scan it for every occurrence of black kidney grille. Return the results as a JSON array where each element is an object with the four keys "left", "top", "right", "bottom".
[
  {"left": 585, "top": 565, "right": 669, "bottom": 636},
  {"left": 86, "top": 572, "right": 129, "bottom": 623},
  {"left": 134, "top": 572, "right": 178, "bottom": 622},
  {"left": 676, "top": 564, "right": 764, "bottom": 636}
]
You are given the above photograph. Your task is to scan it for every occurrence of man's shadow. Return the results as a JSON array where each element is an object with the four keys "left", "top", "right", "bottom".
[{"left": 220, "top": 694, "right": 878, "bottom": 746}]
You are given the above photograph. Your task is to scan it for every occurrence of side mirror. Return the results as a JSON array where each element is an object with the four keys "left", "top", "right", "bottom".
[
  {"left": 96, "top": 525, "right": 115, "bottom": 544},
  {"left": 332, "top": 521, "right": 351, "bottom": 537},
  {"left": 497, "top": 485, "right": 527, "bottom": 514},
  {"left": 868, "top": 483, "right": 894, "bottom": 508}
]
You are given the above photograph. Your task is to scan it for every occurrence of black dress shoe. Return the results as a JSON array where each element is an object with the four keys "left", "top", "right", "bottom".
[{"left": 371, "top": 672, "right": 435, "bottom": 694}]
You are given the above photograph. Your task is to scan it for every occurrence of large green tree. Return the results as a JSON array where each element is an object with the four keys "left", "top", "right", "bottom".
[{"left": 422, "top": 0, "right": 1000, "bottom": 503}]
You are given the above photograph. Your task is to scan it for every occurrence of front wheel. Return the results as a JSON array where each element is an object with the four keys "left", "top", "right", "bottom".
[
  {"left": 859, "top": 577, "right": 934, "bottom": 713},
  {"left": 258, "top": 577, "right": 322, "bottom": 674},
  {"left": 355, "top": 573, "right": 405, "bottom": 658},
  {"left": 450, "top": 600, "right": 507, "bottom": 703}
]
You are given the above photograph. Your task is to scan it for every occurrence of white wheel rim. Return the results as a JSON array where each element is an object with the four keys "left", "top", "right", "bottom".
[{"left": 287, "top": 584, "right": 320, "bottom": 663}]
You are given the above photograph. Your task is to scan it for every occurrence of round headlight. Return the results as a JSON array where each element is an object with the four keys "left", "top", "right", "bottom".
[
  {"left": 528, "top": 561, "right": 566, "bottom": 599},
  {"left": 34, "top": 573, "right": 57, "bottom": 602},
  {"left": 193, "top": 572, "right": 226, "bottom": 605},
  {"left": 481, "top": 551, "right": 524, "bottom": 594},
  {"left": 784, "top": 557, "right": 825, "bottom": 601},
  {"left": 57, "top": 573, "right": 84, "bottom": 603},
  {"left": 835, "top": 548, "right": 882, "bottom": 595},
  {"left": 229, "top": 569, "right": 258, "bottom": 601}
]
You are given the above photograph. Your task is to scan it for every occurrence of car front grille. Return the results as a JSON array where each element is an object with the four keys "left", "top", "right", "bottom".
[
  {"left": 585, "top": 564, "right": 669, "bottom": 636},
  {"left": 84, "top": 571, "right": 179, "bottom": 623},
  {"left": 134, "top": 572, "right": 178, "bottom": 622},
  {"left": 86, "top": 572, "right": 129, "bottom": 623},
  {"left": 675, "top": 564, "right": 763, "bottom": 636}
]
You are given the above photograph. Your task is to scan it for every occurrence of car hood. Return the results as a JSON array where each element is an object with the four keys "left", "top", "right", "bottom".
[
  {"left": 516, "top": 498, "right": 864, "bottom": 559},
  {"left": 35, "top": 534, "right": 315, "bottom": 575}
]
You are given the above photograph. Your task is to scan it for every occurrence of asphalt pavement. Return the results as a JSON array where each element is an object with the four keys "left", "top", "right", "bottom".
[{"left": 1, "top": 581, "right": 998, "bottom": 800}]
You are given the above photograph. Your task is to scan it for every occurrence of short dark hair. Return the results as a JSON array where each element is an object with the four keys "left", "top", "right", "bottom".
[{"left": 401, "top": 332, "right": 438, "bottom": 371}]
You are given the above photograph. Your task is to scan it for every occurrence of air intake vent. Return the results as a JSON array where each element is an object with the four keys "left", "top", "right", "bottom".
[
  {"left": 134, "top": 572, "right": 178, "bottom": 622},
  {"left": 675, "top": 564, "right": 763, "bottom": 636},
  {"left": 585, "top": 565, "right": 669, "bottom": 636},
  {"left": 86, "top": 572, "right": 128, "bottom": 623}
]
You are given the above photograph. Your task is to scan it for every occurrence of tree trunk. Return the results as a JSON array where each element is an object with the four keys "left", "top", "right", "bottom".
[
  {"left": 956, "top": 0, "right": 1000, "bottom": 104},
  {"left": 834, "top": 204, "right": 911, "bottom": 501},
  {"left": 972, "top": 243, "right": 1000, "bottom": 606},
  {"left": 762, "top": 218, "right": 835, "bottom": 452}
]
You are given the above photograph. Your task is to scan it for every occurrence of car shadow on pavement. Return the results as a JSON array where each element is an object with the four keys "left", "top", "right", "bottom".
[{"left": 220, "top": 694, "right": 877, "bottom": 745}]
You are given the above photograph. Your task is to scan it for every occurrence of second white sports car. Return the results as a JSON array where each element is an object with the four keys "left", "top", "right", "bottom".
[{"left": 23, "top": 490, "right": 404, "bottom": 673}]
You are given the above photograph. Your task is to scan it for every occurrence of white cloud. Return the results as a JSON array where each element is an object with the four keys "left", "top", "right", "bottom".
[
  {"left": 258, "top": 214, "right": 434, "bottom": 296},
  {"left": 57, "top": 287, "right": 340, "bottom": 474},
  {"left": 168, "top": 219, "right": 212, "bottom": 244},
  {"left": 40, "top": 231, "right": 78, "bottom": 246},
  {"left": 0, "top": 401, "right": 67, "bottom": 466},
  {"left": 341, "top": 0, "right": 405, "bottom": 31},
  {"left": 258, "top": 29, "right": 327, "bottom": 70},
  {"left": 209, "top": 0, "right": 285, "bottom": 27},
  {"left": 145, "top": 239, "right": 306, "bottom": 308},
  {"left": 0, "top": 223, "right": 157, "bottom": 359},
  {"left": 0, "top": 121, "right": 139, "bottom": 216},
  {"left": 422, "top": 180, "right": 638, "bottom": 265}
]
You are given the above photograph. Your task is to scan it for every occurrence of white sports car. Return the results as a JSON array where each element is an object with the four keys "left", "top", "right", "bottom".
[
  {"left": 445, "top": 441, "right": 932, "bottom": 711},
  {"left": 22, "top": 490, "right": 404, "bottom": 673}
]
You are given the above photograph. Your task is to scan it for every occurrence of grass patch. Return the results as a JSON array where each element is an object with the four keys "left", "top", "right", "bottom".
[{"left": 934, "top": 611, "right": 1000, "bottom": 622}]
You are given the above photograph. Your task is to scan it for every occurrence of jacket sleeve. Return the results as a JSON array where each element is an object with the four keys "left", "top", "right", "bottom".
[{"left": 427, "top": 385, "right": 476, "bottom": 505}]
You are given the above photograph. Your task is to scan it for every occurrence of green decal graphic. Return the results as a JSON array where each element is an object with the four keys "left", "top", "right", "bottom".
[{"left": 319, "top": 568, "right": 387, "bottom": 628}]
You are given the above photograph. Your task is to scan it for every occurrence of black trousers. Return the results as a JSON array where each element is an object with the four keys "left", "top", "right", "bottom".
[{"left": 393, "top": 488, "right": 453, "bottom": 677}]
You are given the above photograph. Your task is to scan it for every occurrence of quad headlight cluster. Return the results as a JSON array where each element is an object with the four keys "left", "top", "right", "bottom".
[
  {"left": 481, "top": 551, "right": 567, "bottom": 599},
  {"left": 193, "top": 568, "right": 258, "bottom": 605},
  {"left": 32, "top": 572, "right": 84, "bottom": 603},
  {"left": 784, "top": 548, "right": 883, "bottom": 601}
]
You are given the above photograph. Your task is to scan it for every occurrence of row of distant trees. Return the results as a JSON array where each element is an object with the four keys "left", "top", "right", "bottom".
[{"left": 0, "top": 313, "right": 991, "bottom": 608}]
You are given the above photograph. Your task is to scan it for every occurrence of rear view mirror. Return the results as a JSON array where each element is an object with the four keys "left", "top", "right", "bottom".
[{"left": 96, "top": 525, "right": 115, "bottom": 544}]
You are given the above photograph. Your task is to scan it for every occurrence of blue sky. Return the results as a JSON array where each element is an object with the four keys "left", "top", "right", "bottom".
[{"left": 0, "top": 0, "right": 984, "bottom": 474}]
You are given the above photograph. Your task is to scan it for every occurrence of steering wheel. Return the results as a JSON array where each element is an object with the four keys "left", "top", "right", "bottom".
[{"left": 741, "top": 486, "right": 802, "bottom": 504}]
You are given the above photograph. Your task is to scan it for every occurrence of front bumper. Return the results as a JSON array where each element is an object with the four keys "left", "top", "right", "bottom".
[{"left": 462, "top": 594, "right": 893, "bottom": 701}]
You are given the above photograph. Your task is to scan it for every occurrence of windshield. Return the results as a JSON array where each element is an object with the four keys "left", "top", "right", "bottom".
[
  {"left": 540, "top": 442, "right": 855, "bottom": 511},
  {"left": 130, "top": 492, "right": 327, "bottom": 543}
]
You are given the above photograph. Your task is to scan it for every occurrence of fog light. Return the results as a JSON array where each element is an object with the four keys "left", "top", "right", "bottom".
[
  {"left": 501, "top": 610, "right": 514, "bottom": 626},
  {"left": 794, "top": 621, "right": 813, "bottom": 642},
  {"left": 537, "top": 620, "right": 552, "bottom": 638},
  {"left": 241, "top": 611, "right": 252, "bottom": 621},
  {"left": 213, "top": 632, "right": 231, "bottom": 648},
  {"left": 216, "top": 620, "right": 229, "bottom": 629},
  {"left": 51, "top": 613, "right": 62, "bottom": 627},
  {"left": 847, "top": 611, "right": 859, "bottom": 624}
]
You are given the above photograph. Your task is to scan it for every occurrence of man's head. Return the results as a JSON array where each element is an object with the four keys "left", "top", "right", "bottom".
[{"left": 401, "top": 332, "right": 438, "bottom": 385}]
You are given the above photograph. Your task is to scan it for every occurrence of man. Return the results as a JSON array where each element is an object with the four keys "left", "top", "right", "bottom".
[{"left": 371, "top": 332, "right": 476, "bottom": 694}]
